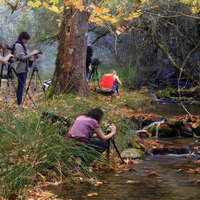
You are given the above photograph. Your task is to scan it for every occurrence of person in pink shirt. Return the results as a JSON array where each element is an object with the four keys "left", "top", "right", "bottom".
[{"left": 67, "top": 108, "right": 116, "bottom": 152}]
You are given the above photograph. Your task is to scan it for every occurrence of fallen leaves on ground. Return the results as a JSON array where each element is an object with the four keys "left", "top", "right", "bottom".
[
  {"left": 87, "top": 193, "right": 98, "bottom": 197},
  {"left": 192, "top": 179, "right": 200, "bottom": 184},
  {"left": 148, "top": 171, "right": 162, "bottom": 178},
  {"left": 177, "top": 167, "right": 200, "bottom": 174},
  {"left": 26, "top": 183, "right": 62, "bottom": 200},
  {"left": 136, "top": 139, "right": 164, "bottom": 150},
  {"left": 188, "top": 160, "right": 200, "bottom": 164},
  {"left": 126, "top": 180, "right": 141, "bottom": 184}
]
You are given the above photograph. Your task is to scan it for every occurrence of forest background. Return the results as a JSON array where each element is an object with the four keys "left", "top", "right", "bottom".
[
  {"left": 1, "top": 0, "right": 200, "bottom": 92},
  {"left": 1, "top": 1, "right": 200, "bottom": 199}
]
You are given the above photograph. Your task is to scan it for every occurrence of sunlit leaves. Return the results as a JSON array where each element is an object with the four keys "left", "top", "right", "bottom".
[
  {"left": 1, "top": 0, "right": 150, "bottom": 29},
  {"left": 180, "top": 0, "right": 200, "bottom": 13},
  {"left": 27, "top": 1, "right": 42, "bottom": 8},
  {"left": 22, "top": 7, "right": 27, "bottom": 12}
]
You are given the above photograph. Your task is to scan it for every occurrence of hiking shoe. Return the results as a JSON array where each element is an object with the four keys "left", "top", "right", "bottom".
[{"left": 19, "top": 104, "right": 28, "bottom": 109}]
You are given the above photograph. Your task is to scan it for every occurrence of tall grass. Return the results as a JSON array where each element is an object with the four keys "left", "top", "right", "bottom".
[
  {"left": 0, "top": 112, "right": 103, "bottom": 199},
  {"left": 116, "top": 66, "right": 136, "bottom": 88},
  {"left": 0, "top": 85, "right": 152, "bottom": 198}
]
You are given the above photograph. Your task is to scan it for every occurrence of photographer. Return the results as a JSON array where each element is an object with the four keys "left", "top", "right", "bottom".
[
  {"left": 0, "top": 44, "right": 13, "bottom": 63},
  {"left": 86, "top": 46, "right": 93, "bottom": 82},
  {"left": 67, "top": 108, "right": 116, "bottom": 152},
  {"left": 13, "top": 31, "right": 39, "bottom": 108},
  {"left": 100, "top": 69, "right": 122, "bottom": 96}
]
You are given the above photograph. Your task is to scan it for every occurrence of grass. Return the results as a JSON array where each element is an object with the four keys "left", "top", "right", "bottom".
[{"left": 0, "top": 84, "right": 152, "bottom": 199}]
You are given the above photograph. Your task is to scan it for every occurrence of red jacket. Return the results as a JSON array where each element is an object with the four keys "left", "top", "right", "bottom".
[{"left": 100, "top": 75, "right": 115, "bottom": 89}]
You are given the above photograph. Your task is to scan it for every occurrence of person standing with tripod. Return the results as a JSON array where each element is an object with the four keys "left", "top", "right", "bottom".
[{"left": 13, "top": 32, "right": 39, "bottom": 108}]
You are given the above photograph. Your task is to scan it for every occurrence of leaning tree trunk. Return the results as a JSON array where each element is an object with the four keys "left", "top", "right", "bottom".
[{"left": 51, "top": 5, "right": 89, "bottom": 96}]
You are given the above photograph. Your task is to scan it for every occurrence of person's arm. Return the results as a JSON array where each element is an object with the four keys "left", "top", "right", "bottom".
[
  {"left": 115, "top": 75, "right": 122, "bottom": 85},
  {"left": 0, "top": 54, "right": 13, "bottom": 64},
  {"left": 94, "top": 125, "right": 116, "bottom": 141},
  {"left": 15, "top": 44, "right": 39, "bottom": 61}
]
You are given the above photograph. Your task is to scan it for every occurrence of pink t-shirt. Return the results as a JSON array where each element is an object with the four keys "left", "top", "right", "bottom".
[{"left": 68, "top": 115, "right": 100, "bottom": 141}]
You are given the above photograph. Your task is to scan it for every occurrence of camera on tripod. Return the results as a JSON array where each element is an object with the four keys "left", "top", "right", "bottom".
[
  {"left": 34, "top": 50, "right": 43, "bottom": 59},
  {"left": 91, "top": 58, "right": 102, "bottom": 66},
  {"left": 28, "top": 49, "right": 43, "bottom": 68},
  {"left": 89, "top": 58, "right": 102, "bottom": 86},
  {"left": 8, "top": 57, "right": 14, "bottom": 64},
  {"left": 106, "top": 125, "right": 112, "bottom": 134}
]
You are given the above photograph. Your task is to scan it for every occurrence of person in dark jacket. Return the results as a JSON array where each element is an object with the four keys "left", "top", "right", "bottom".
[
  {"left": 14, "top": 32, "right": 39, "bottom": 108},
  {"left": 86, "top": 46, "right": 93, "bottom": 82}
]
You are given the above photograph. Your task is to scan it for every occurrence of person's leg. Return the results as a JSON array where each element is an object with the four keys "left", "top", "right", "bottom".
[
  {"left": 17, "top": 72, "right": 27, "bottom": 105},
  {"left": 109, "top": 81, "right": 119, "bottom": 95},
  {"left": 87, "top": 140, "right": 109, "bottom": 153},
  {"left": 86, "top": 69, "right": 89, "bottom": 83}
]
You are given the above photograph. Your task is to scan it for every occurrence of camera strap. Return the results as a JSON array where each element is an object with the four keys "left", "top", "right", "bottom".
[
  {"left": 12, "top": 41, "right": 27, "bottom": 54},
  {"left": 13, "top": 41, "right": 30, "bottom": 70}
]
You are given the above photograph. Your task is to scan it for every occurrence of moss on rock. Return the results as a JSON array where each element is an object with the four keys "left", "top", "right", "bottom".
[
  {"left": 156, "top": 87, "right": 177, "bottom": 99},
  {"left": 46, "top": 85, "right": 56, "bottom": 98}
]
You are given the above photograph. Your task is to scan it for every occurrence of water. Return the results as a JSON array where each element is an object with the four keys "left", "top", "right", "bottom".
[
  {"left": 47, "top": 104, "right": 200, "bottom": 199},
  {"left": 48, "top": 138, "right": 200, "bottom": 200},
  {"left": 144, "top": 104, "right": 200, "bottom": 117}
]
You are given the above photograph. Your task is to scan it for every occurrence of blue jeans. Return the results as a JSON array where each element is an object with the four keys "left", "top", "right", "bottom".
[
  {"left": 110, "top": 81, "right": 119, "bottom": 94},
  {"left": 17, "top": 72, "right": 27, "bottom": 105},
  {"left": 87, "top": 140, "right": 108, "bottom": 153}
]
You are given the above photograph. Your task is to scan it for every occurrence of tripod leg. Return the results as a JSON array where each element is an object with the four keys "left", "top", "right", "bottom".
[
  {"left": 0, "top": 64, "right": 4, "bottom": 88},
  {"left": 11, "top": 67, "right": 36, "bottom": 108},
  {"left": 23, "top": 68, "right": 35, "bottom": 103},
  {"left": 107, "top": 139, "right": 110, "bottom": 162},
  {"left": 36, "top": 70, "right": 46, "bottom": 97},
  {"left": 10, "top": 78, "right": 17, "bottom": 93},
  {"left": 111, "top": 137, "right": 125, "bottom": 164},
  {"left": 96, "top": 67, "right": 100, "bottom": 87},
  {"left": 33, "top": 72, "right": 37, "bottom": 103},
  {"left": 5, "top": 78, "right": 10, "bottom": 110}
]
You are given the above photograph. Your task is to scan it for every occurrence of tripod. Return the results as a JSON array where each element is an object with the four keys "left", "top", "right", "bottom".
[
  {"left": 89, "top": 63, "right": 100, "bottom": 87},
  {"left": 107, "top": 136, "right": 125, "bottom": 164},
  {"left": 23, "top": 65, "right": 46, "bottom": 104},
  {"left": 2, "top": 62, "right": 36, "bottom": 110},
  {"left": 0, "top": 63, "right": 6, "bottom": 87}
]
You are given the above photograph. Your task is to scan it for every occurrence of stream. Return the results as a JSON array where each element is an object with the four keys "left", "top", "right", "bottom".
[
  {"left": 48, "top": 105, "right": 200, "bottom": 200},
  {"left": 144, "top": 104, "right": 200, "bottom": 117}
]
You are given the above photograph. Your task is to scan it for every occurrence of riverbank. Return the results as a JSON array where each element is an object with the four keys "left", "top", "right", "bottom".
[{"left": 0, "top": 84, "right": 152, "bottom": 199}]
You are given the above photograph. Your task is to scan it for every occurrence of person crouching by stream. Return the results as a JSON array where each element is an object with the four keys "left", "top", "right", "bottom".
[
  {"left": 67, "top": 108, "right": 116, "bottom": 153},
  {"left": 100, "top": 69, "right": 122, "bottom": 96}
]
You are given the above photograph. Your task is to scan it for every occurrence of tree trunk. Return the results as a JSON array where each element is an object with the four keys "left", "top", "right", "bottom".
[{"left": 51, "top": 6, "right": 89, "bottom": 96}]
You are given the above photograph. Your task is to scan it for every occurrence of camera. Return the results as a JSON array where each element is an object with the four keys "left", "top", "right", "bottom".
[
  {"left": 28, "top": 50, "right": 43, "bottom": 68},
  {"left": 106, "top": 125, "right": 112, "bottom": 134},
  {"left": 91, "top": 58, "right": 102, "bottom": 66},
  {"left": 34, "top": 50, "right": 43, "bottom": 59},
  {"left": 8, "top": 57, "right": 14, "bottom": 63}
]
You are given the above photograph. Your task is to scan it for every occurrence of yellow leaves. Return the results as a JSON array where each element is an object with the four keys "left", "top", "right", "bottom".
[
  {"left": 141, "top": 0, "right": 148, "bottom": 4},
  {"left": 48, "top": 5, "right": 60, "bottom": 13},
  {"left": 27, "top": 1, "right": 41, "bottom": 8},
  {"left": 22, "top": 7, "right": 27, "bottom": 12},
  {"left": 124, "top": 10, "right": 142, "bottom": 21},
  {"left": 181, "top": 0, "right": 200, "bottom": 14},
  {"left": 192, "top": 123, "right": 199, "bottom": 129},
  {"left": 43, "top": 2, "right": 49, "bottom": 8},
  {"left": 27, "top": 0, "right": 63, "bottom": 14},
  {"left": 65, "top": 0, "right": 84, "bottom": 11},
  {"left": 94, "top": 6, "right": 102, "bottom": 14},
  {"left": 76, "top": 0, "right": 84, "bottom": 12}
]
